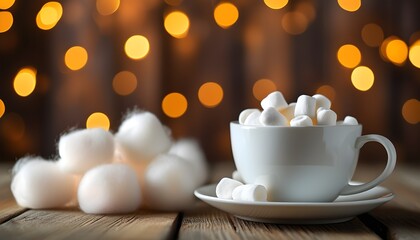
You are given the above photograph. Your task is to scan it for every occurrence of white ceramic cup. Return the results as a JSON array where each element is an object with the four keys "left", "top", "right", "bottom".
[{"left": 230, "top": 122, "right": 396, "bottom": 202}]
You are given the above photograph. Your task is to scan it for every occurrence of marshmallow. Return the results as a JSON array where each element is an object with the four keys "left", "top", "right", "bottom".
[
  {"left": 58, "top": 128, "right": 115, "bottom": 174},
  {"left": 239, "top": 108, "right": 260, "bottom": 124},
  {"left": 280, "top": 102, "right": 296, "bottom": 122},
  {"left": 260, "top": 107, "right": 288, "bottom": 126},
  {"left": 316, "top": 106, "right": 329, "bottom": 114},
  {"left": 232, "top": 170, "right": 243, "bottom": 182},
  {"left": 168, "top": 139, "right": 208, "bottom": 186},
  {"left": 216, "top": 177, "right": 243, "bottom": 199},
  {"left": 261, "top": 91, "right": 288, "bottom": 110},
  {"left": 343, "top": 116, "right": 359, "bottom": 125},
  {"left": 290, "top": 115, "right": 313, "bottom": 127},
  {"left": 317, "top": 109, "right": 337, "bottom": 125},
  {"left": 11, "top": 157, "right": 76, "bottom": 209},
  {"left": 313, "top": 94, "right": 331, "bottom": 110},
  {"left": 294, "top": 95, "right": 316, "bottom": 118},
  {"left": 115, "top": 111, "right": 172, "bottom": 162},
  {"left": 243, "top": 111, "right": 262, "bottom": 126},
  {"left": 78, "top": 164, "right": 141, "bottom": 214},
  {"left": 232, "top": 184, "right": 267, "bottom": 202},
  {"left": 144, "top": 154, "right": 197, "bottom": 211}
]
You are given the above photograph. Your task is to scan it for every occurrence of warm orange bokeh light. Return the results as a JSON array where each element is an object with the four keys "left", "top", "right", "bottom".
[
  {"left": 385, "top": 39, "right": 408, "bottom": 65},
  {"left": 337, "top": 44, "right": 361, "bottom": 68},
  {"left": 124, "top": 35, "right": 150, "bottom": 60},
  {"left": 0, "top": 99, "right": 5, "bottom": 118},
  {"left": 162, "top": 93, "right": 188, "bottom": 118},
  {"left": 361, "top": 23, "right": 384, "bottom": 47},
  {"left": 316, "top": 85, "right": 336, "bottom": 103},
  {"left": 96, "top": 0, "right": 120, "bottom": 16},
  {"left": 0, "top": 0, "right": 15, "bottom": 10},
  {"left": 64, "top": 46, "right": 88, "bottom": 70},
  {"left": 281, "top": 11, "right": 308, "bottom": 35},
  {"left": 198, "top": 82, "right": 224, "bottom": 108},
  {"left": 13, "top": 67, "right": 37, "bottom": 97},
  {"left": 36, "top": 1, "right": 63, "bottom": 30},
  {"left": 337, "top": 0, "right": 361, "bottom": 12},
  {"left": 402, "top": 99, "right": 420, "bottom": 124},
  {"left": 264, "top": 0, "right": 288, "bottom": 10},
  {"left": 112, "top": 71, "right": 137, "bottom": 96},
  {"left": 253, "top": 79, "right": 277, "bottom": 101},
  {"left": 409, "top": 40, "right": 420, "bottom": 68},
  {"left": 214, "top": 2, "right": 239, "bottom": 29},
  {"left": 164, "top": 11, "right": 190, "bottom": 38},
  {"left": 351, "top": 66, "right": 374, "bottom": 91},
  {"left": 86, "top": 112, "right": 110, "bottom": 130},
  {"left": 0, "top": 11, "right": 13, "bottom": 33}
]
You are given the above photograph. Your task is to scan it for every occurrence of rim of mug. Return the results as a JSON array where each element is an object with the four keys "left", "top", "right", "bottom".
[{"left": 230, "top": 121, "right": 362, "bottom": 128}]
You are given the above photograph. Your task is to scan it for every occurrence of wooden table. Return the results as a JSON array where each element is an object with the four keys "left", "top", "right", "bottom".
[{"left": 0, "top": 162, "right": 419, "bottom": 240}]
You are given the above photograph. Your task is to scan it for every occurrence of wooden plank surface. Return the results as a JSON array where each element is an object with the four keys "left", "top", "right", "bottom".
[{"left": 0, "top": 164, "right": 26, "bottom": 224}]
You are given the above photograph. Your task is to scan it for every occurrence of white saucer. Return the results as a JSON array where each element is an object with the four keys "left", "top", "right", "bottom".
[{"left": 194, "top": 182, "right": 393, "bottom": 224}]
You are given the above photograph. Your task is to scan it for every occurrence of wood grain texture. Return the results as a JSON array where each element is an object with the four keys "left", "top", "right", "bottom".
[{"left": 0, "top": 164, "right": 26, "bottom": 224}]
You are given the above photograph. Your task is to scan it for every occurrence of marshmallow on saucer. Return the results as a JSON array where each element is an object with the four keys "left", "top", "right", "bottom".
[
  {"left": 260, "top": 107, "right": 288, "bottom": 126},
  {"left": 239, "top": 109, "right": 260, "bottom": 125},
  {"left": 290, "top": 115, "right": 313, "bottom": 127},
  {"left": 232, "top": 170, "right": 243, "bottom": 182},
  {"left": 294, "top": 95, "right": 316, "bottom": 118},
  {"left": 317, "top": 109, "right": 337, "bottom": 125},
  {"left": 261, "top": 91, "right": 288, "bottom": 111},
  {"left": 244, "top": 111, "right": 262, "bottom": 126},
  {"left": 343, "top": 116, "right": 359, "bottom": 125},
  {"left": 58, "top": 128, "right": 115, "bottom": 174},
  {"left": 216, "top": 177, "right": 243, "bottom": 199},
  {"left": 232, "top": 184, "right": 267, "bottom": 202},
  {"left": 313, "top": 94, "right": 331, "bottom": 110}
]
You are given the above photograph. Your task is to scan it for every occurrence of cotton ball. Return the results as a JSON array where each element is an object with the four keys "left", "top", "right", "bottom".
[
  {"left": 312, "top": 94, "right": 331, "bottom": 110},
  {"left": 260, "top": 107, "right": 288, "bottom": 126},
  {"left": 11, "top": 157, "right": 76, "bottom": 209},
  {"left": 243, "top": 111, "right": 262, "bottom": 126},
  {"left": 144, "top": 154, "right": 197, "bottom": 211},
  {"left": 290, "top": 115, "right": 313, "bottom": 127},
  {"left": 115, "top": 111, "right": 172, "bottom": 162},
  {"left": 216, "top": 177, "right": 243, "bottom": 199},
  {"left": 261, "top": 91, "right": 288, "bottom": 110},
  {"left": 58, "top": 128, "right": 115, "bottom": 174},
  {"left": 168, "top": 139, "right": 208, "bottom": 186},
  {"left": 280, "top": 102, "right": 296, "bottom": 122},
  {"left": 343, "top": 116, "right": 359, "bottom": 125},
  {"left": 238, "top": 108, "right": 260, "bottom": 125},
  {"left": 78, "top": 164, "right": 141, "bottom": 214}
]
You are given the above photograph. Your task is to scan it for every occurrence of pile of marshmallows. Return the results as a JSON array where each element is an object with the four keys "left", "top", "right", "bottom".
[
  {"left": 11, "top": 111, "right": 208, "bottom": 214},
  {"left": 216, "top": 91, "right": 359, "bottom": 202}
]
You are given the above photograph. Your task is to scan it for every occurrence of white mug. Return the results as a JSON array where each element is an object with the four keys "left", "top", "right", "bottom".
[{"left": 230, "top": 122, "right": 396, "bottom": 202}]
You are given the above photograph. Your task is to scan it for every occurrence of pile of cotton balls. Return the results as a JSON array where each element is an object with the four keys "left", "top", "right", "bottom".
[
  {"left": 239, "top": 91, "right": 358, "bottom": 126},
  {"left": 11, "top": 111, "right": 208, "bottom": 214}
]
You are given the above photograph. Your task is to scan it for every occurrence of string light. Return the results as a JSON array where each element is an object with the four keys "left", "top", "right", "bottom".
[
  {"left": 96, "top": 0, "right": 120, "bottom": 16},
  {"left": 351, "top": 66, "right": 374, "bottom": 91},
  {"left": 402, "top": 99, "right": 420, "bottom": 124},
  {"left": 36, "top": 1, "right": 63, "bottom": 30},
  {"left": 162, "top": 92, "right": 188, "bottom": 118},
  {"left": 112, "top": 71, "right": 137, "bottom": 96},
  {"left": 337, "top": 44, "right": 361, "bottom": 68},
  {"left": 385, "top": 38, "right": 408, "bottom": 65},
  {"left": 337, "top": 0, "right": 361, "bottom": 12},
  {"left": 253, "top": 79, "right": 277, "bottom": 101},
  {"left": 264, "top": 0, "right": 288, "bottom": 10},
  {"left": 164, "top": 11, "right": 190, "bottom": 39},
  {"left": 86, "top": 112, "right": 110, "bottom": 130},
  {"left": 214, "top": 2, "right": 239, "bottom": 29},
  {"left": 198, "top": 82, "right": 224, "bottom": 108},
  {"left": 64, "top": 46, "right": 88, "bottom": 70},
  {"left": 409, "top": 40, "right": 420, "bottom": 68},
  {"left": 0, "top": 99, "right": 5, "bottom": 118},
  {"left": 13, "top": 67, "right": 37, "bottom": 97},
  {"left": 0, "top": 11, "right": 13, "bottom": 33},
  {"left": 124, "top": 35, "right": 150, "bottom": 60},
  {"left": 361, "top": 23, "right": 384, "bottom": 47}
]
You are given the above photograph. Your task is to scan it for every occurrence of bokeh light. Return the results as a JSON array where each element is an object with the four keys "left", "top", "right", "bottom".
[
  {"left": 96, "top": 0, "right": 120, "bottom": 16},
  {"left": 351, "top": 66, "right": 374, "bottom": 91},
  {"left": 409, "top": 40, "right": 420, "bottom": 68},
  {"left": 0, "top": 0, "right": 15, "bottom": 10},
  {"left": 164, "top": 11, "right": 190, "bottom": 38},
  {"left": 264, "top": 0, "right": 288, "bottom": 10},
  {"left": 124, "top": 35, "right": 150, "bottom": 60},
  {"left": 253, "top": 79, "right": 277, "bottom": 101},
  {"left": 1, "top": 113, "right": 25, "bottom": 141},
  {"left": 198, "top": 82, "right": 224, "bottom": 108},
  {"left": 0, "top": 99, "right": 5, "bottom": 118},
  {"left": 112, "top": 71, "right": 137, "bottom": 96},
  {"left": 361, "top": 23, "right": 384, "bottom": 47},
  {"left": 86, "top": 112, "right": 110, "bottom": 130},
  {"left": 337, "top": 0, "right": 361, "bottom": 12},
  {"left": 214, "top": 2, "right": 239, "bottom": 29},
  {"left": 385, "top": 38, "right": 408, "bottom": 65},
  {"left": 0, "top": 11, "right": 13, "bottom": 33},
  {"left": 13, "top": 67, "right": 37, "bottom": 97},
  {"left": 316, "top": 85, "right": 336, "bottom": 103},
  {"left": 281, "top": 11, "right": 308, "bottom": 35},
  {"left": 36, "top": 1, "right": 63, "bottom": 30},
  {"left": 337, "top": 44, "right": 361, "bottom": 68},
  {"left": 162, "top": 92, "right": 188, "bottom": 118},
  {"left": 402, "top": 99, "right": 420, "bottom": 124},
  {"left": 64, "top": 46, "right": 88, "bottom": 70}
]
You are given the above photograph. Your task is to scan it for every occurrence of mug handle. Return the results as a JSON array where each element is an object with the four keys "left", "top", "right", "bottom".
[{"left": 340, "top": 134, "right": 397, "bottom": 195}]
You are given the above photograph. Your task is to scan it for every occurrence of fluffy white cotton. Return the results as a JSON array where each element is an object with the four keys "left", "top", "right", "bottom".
[
  {"left": 244, "top": 111, "right": 262, "bottom": 126},
  {"left": 115, "top": 111, "right": 172, "bottom": 162},
  {"left": 144, "top": 154, "right": 197, "bottom": 211},
  {"left": 232, "top": 184, "right": 267, "bottom": 202},
  {"left": 260, "top": 107, "right": 288, "bottom": 126},
  {"left": 78, "top": 164, "right": 141, "bottom": 214},
  {"left": 317, "top": 109, "right": 337, "bottom": 125},
  {"left": 294, "top": 95, "right": 316, "bottom": 118},
  {"left": 280, "top": 102, "right": 296, "bottom": 122},
  {"left": 239, "top": 108, "right": 260, "bottom": 124},
  {"left": 261, "top": 91, "right": 288, "bottom": 110},
  {"left": 11, "top": 157, "right": 76, "bottom": 209},
  {"left": 290, "top": 115, "right": 313, "bottom": 127},
  {"left": 343, "top": 116, "right": 359, "bottom": 125},
  {"left": 216, "top": 177, "right": 243, "bottom": 199},
  {"left": 58, "top": 128, "right": 115, "bottom": 174},
  {"left": 312, "top": 94, "right": 331, "bottom": 110},
  {"left": 168, "top": 139, "right": 208, "bottom": 186}
]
